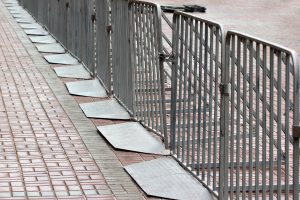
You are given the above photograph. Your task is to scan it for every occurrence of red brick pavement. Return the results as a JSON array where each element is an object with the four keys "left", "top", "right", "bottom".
[
  {"left": 0, "top": 1, "right": 163, "bottom": 200},
  {"left": 0, "top": 7, "right": 115, "bottom": 200}
]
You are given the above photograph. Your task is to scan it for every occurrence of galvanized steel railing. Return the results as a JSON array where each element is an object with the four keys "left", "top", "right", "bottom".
[
  {"left": 21, "top": 0, "right": 95, "bottom": 74},
  {"left": 16, "top": 0, "right": 300, "bottom": 199},
  {"left": 170, "top": 11, "right": 224, "bottom": 197},
  {"left": 221, "top": 31, "right": 300, "bottom": 199},
  {"left": 129, "top": 1, "right": 168, "bottom": 145},
  {"left": 95, "top": 0, "right": 112, "bottom": 94},
  {"left": 110, "top": 0, "right": 134, "bottom": 111}
]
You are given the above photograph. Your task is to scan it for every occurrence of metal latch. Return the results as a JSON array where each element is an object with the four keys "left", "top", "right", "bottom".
[
  {"left": 106, "top": 25, "right": 112, "bottom": 33},
  {"left": 292, "top": 125, "right": 300, "bottom": 138},
  {"left": 219, "top": 83, "right": 229, "bottom": 96},
  {"left": 91, "top": 14, "right": 96, "bottom": 22},
  {"left": 159, "top": 53, "right": 174, "bottom": 62}
]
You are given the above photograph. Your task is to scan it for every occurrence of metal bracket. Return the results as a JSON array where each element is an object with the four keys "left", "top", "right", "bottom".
[
  {"left": 219, "top": 83, "right": 229, "bottom": 96},
  {"left": 106, "top": 25, "right": 112, "bottom": 33},
  {"left": 91, "top": 14, "right": 96, "bottom": 22},
  {"left": 292, "top": 125, "right": 300, "bottom": 138},
  {"left": 159, "top": 53, "right": 174, "bottom": 62},
  {"left": 66, "top": 2, "right": 70, "bottom": 8}
]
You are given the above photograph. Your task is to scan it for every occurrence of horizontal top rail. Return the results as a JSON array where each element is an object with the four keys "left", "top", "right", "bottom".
[{"left": 226, "top": 30, "right": 299, "bottom": 57}]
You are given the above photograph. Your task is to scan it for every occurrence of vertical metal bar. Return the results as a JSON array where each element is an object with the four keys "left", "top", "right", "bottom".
[
  {"left": 142, "top": 4, "right": 151, "bottom": 127},
  {"left": 191, "top": 19, "right": 199, "bottom": 173},
  {"left": 255, "top": 42, "right": 260, "bottom": 200},
  {"left": 221, "top": 26, "right": 229, "bottom": 200},
  {"left": 277, "top": 51, "right": 282, "bottom": 200},
  {"left": 242, "top": 38, "right": 247, "bottom": 200},
  {"left": 213, "top": 29, "right": 220, "bottom": 191},
  {"left": 170, "top": 13, "right": 180, "bottom": 153},
  {"left": 248, "top": 40, "right": 254, "bottom": 199},
  {"left": 235, "top": 36, "right": 241, "bottom": 199},
  {"left": 201, "top": 23, "right": 209, "bottom": 180},
  {"left": 229, "top": 35, "right": 236, "bottom": 199},
  {"left": 152, "top": 3, "right": 167, "bottom": 143},
  {"left": 146, "top": 6, "right": 155, "bottom": 131},
  {"left": 181, "top": 16, "right": 189, "bottom": 163},
  {"left": 269, "top": 48, "right": 275, "bottom": 200},
  {"left": 293, "top": 52, "right": 300, "bottom": 200},
  {"left": 186, "top": 18, "right": 194, "bottom": 168},
  {"left": 262, "top": 44, "right": 267, "bottom": 200},
  {"left": 285, "top": 55, "right": 290, "bottom": 199},
  {"left": 130, "top": 3, "right": 138, "bottom": 118},
  {"left": 207, "top": 25, "right": 214, "bottom": 185},
  {"left": 137, "top": 4, "right": 145, "bottom": 123},
  {"left": 197, "top": 21, "right": 204, "bottom": 176},
  {"left": 177, "top": 15, "right": 185, "bottom": 159},
  {"left": 150, "top": 7, "right": 160, "bottom": 133}
]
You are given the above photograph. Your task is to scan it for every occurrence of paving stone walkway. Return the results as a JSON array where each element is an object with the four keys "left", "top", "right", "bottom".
[{"left": 0, "top": 1, "right": 155, "bottom": 199}]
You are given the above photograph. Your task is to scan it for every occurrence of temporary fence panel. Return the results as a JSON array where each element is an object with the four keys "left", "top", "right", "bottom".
[
  {"left": 111, "top": 0, "right": 133, "bottom": 111},
  {"left": 58, "top": 0, "right": 67, "bottom": 46},
  {"left": 72, "top": 0, "right": 82, "bottom": 58},
  {"left": 79, "top": 0, "right": 94, "bottom": 74},
  {"left": 95, "top": 0, "right": 112, "bottom": 93},
  {"left": 129, "top": 1, "right": 168, "bottom": 144},
  {"left": 170, "top": 11, "right": 224, "bottom": 197},
  {"left": 223, "top": 31, "right": 300, "bottom": 199},
  {"left": 66, "top": 0, "right": 75, "bottom": 54}
]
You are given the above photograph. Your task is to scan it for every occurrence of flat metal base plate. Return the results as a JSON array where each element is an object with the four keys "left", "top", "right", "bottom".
[
  {"left": 53, "top": 65, "right": 91, "bottom": 79},
  {"left": 29, "top": 35, "right": 56, "bottom": 44},
  {"left": 36, "top": 43, "right": 65, "bottom": 54},
  {"left": 12, "top": 14, "right": 31, "bottom": 18},
  {"left": 7, "top": 6, "right": 21, "bottom": 10},
  {"left": 16, "top": 18, "right": 35, "bottom": 24},
  {"left": 97, "top": 122, "right": 168, "bottom": 155},
  {"left": 20, "top": 23, "right": 42, "bottom": 29},
  {"left": 66, "top": 79, "right": 107, "bottom": 98},
  {"left": 44, "top": 54, "right": 78, "bottom": 65},
  {"left": 25, "top": 29, "right": 49, "bottom": 36},
  {"left": 125, "top": 158, "right": 213, "bottom": 200},
  {"left": 10, "top": 10, "right": 25, "bottom": 14},
  {"left": 80, "top": 99, "right": 130, "bottom": 120}
]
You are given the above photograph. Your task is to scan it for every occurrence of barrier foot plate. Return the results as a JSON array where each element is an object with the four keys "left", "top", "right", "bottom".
[
  {"left": 124, "top": 158, "right": 213, "bottom": 200},
  {"left": 29, "top": 35, "right": 56, "bottom": 44},
  {"left": 5, "top": 3, "right": 18, "bottom": 6},
  {"left": 20, "top": 23, "right": 42, "bottom": 29},
  {"left": 66, "top": 79, "right": 107, "bottom": 98},
  {"left": 25, "top": 29, "right": 49, "bottom": 36},
  {"left": 80, "top": 99, "right": 130, "bottom": 120},
  {"left": 54, "top": 64, "right": 91, "bottom": 79},
  {"left": 36, "top": 43, "right": 65, "bottom": 54},
  {"left": 16, "top": 18, "right": 35, "bottom": 24},
  {"left": 12, "top": 14, "right": 31, "bottom": 18},
  {"left": 10, "top": 10, "right": 25, "bottom": 14},
  {"left": 97, "top": 122, "right": 168, "bottom": 155},
  {"left": 7, "top": 6, "right": 21, "bottom": 10},
  {"left": 44, "top": 53, "right": 78, "bottom": 65}
]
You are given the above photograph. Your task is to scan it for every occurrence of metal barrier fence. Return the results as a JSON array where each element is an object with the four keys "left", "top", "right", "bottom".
[
  {"left": 170, "top": 11, "right": 224, "bottom": 197},
  {"left": 111, "top": 0, "right": 133, "bottom": 111},
  {"left": 222, "top": 31, "right": 300, "bottom": 199},
  {"left": 95, "top": 0, "right": 112, "bottom": 93},
  {"left": 15, "top": 0, "right": 300, "bottom": 199},
  {"left": 21, "top": 0, "right": 95, "bottom": 74},
  {"left": 129, "top": 1, "right": 168, "bottom": 144}
]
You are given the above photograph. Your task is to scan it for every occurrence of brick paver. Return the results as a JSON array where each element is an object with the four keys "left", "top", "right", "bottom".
[{"left": 0, "top": 1, "right": 154, "bottom": 199}]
